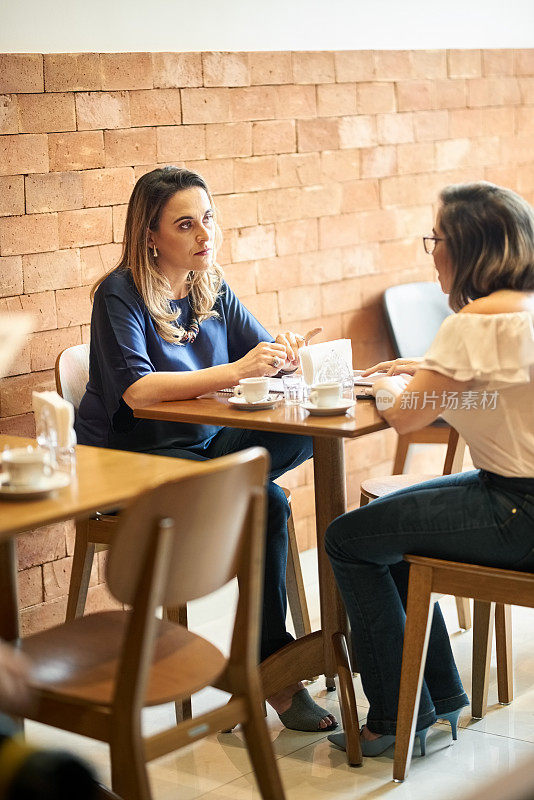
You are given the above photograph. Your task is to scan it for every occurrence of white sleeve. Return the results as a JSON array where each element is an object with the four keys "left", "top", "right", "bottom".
[{"left": 421, "top": 312, "right": 534, "bottom": 384}]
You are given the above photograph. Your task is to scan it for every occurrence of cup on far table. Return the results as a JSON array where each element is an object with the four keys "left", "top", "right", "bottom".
[
  {"left": 1, "top": 447, "right": 53, "bottom": 487},
  {"left": 309, "top": 382, "right": 343, "bottom": 408},
  {"left": 234, "top": 377, "right": 270, "bottom": 404}
]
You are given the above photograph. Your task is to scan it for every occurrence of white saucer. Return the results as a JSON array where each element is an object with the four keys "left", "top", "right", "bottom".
[
  {"left": 302, "top": 399, "right": 356, "bottom": 416},
  {"left": 0, "top": 471, "right": 71, "bottom": 500},
  {"left": 228, "top": 395, "right": 281, "bottom": 411}
]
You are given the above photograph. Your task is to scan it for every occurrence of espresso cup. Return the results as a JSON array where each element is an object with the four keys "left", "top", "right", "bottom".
[
  {"left": 309, "top": 382, "right": 342, "bottom": 408},
  {"left": 1, "top": 446, "right": 53, "bottom": 487},
  {"left": 234, "top": 377, "right": 270, "bottom": 404}
]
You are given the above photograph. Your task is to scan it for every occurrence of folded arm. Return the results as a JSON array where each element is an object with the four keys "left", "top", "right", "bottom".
[{"left": 123, "top": 340, "right": 289, "bottom": 408}]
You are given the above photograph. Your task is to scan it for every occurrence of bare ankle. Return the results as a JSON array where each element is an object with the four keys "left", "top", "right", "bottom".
[{"left": 267, "top": 682, "right": 304, "bottom": 714}]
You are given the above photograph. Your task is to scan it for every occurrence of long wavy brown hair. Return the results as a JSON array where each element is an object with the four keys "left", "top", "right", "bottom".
[
  {"left": 91, "top": 166, "right": 224, "bottom": 343},
  {"left": 439, "top": 182, "right": 534, "bottom": 311}
]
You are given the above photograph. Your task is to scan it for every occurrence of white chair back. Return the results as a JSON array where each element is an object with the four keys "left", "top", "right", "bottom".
[{"left": 55, "top": 343, "right": 90, "bottom": 412}]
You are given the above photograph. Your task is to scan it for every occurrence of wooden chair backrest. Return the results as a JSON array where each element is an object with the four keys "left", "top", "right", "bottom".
[
  {"left": 109, "top": 447, "right": 269, "bottom": 719},
  {"left": 55, "top": 343, "right": 90, "bottom": 411},
  {"left": 442, "top": 427, "right": 466, "bottom": 475},
  {"left": 107, "top": 447, "right": 269, "bottom": 608}
]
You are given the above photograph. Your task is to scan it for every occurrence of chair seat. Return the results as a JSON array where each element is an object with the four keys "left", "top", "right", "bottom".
[
  {"left": 22, "top": 611, "right": 226, "bottom": 707},
  {"left": 404, "top": 555, "right": 534, "bottom": 604},
  {"left": 361, "top": 474, "right": 437, "bottom": 498}
]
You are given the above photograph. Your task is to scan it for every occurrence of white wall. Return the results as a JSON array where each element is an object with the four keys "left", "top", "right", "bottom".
[{"left": 2, "top": 0, "right": 534, "bottom": 52}]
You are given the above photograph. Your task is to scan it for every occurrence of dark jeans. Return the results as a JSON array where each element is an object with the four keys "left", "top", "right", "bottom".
[
  {"left": 150, "top": 427, "right": 313, "bottom": 661},
  {"left": 325, "top": 469, "right": 534, "bottom": 735}
]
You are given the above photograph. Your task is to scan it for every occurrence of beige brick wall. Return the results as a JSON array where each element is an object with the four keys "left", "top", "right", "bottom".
[{"left": 1, "top": 49, "right": 533, "bottom": 632}]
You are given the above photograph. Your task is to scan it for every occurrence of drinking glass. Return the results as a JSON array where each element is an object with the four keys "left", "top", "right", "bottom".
[{"left": 282, "top": 374, "right": 304, "bottom": 405}]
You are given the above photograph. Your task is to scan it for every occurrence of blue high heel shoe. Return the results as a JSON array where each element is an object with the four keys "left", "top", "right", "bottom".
[
  {"left": 438, "top": 708, "right": 462, "bottom": 741},
  {"left": 328, "top": 726, "right": 430, "bottom": 757}
]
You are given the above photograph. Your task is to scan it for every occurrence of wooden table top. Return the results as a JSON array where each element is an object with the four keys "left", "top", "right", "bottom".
[
  {"left": 134, "top": 394, "right": 387, "bottom": 439},
  {"left": 0, "top": 435, "right": 204, "bottom": 539}
]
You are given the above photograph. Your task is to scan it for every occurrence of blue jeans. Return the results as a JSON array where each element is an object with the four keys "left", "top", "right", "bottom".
[
  {"left": 325, "top": 470, "right": 534, "bottom": 735},
  {"left": 150, "top": 427, "right": 313, "bottom": 661}
]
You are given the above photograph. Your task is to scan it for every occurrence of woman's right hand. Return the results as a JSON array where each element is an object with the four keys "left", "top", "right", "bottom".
[
  {"left": 361, "top": 357, "right": 423, "bottom": 377},
  {"left": 234, "top": 341, "right": 289, "bottom": 379}
]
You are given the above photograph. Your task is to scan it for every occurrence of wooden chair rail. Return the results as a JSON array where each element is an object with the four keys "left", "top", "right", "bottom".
[{"left": 407, "top": 556, "right": 534, "bottom": 607}]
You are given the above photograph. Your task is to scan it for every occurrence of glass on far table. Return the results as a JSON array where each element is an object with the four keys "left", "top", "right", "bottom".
[
  {"left": 342, "top": 378, "right": 354, "bottom": 400},
  {"left": 282, "top": 374, "right": 304, "bottom": 405}
]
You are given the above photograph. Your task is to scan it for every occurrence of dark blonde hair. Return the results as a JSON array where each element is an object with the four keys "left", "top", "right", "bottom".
[
  {"left": 92, "top": 166, "right": 224, "bottom": 343},
  {"left": 438, "top": 182, "right": 534, "bottom": 311}
]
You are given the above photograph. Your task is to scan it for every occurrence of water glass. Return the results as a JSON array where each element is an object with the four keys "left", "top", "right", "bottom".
[
  {"left": 55, "top": 429, "right": 77, "bottom": 477},
  {"left": 282, "top": 374, "right": 304, "bottom": 405}
]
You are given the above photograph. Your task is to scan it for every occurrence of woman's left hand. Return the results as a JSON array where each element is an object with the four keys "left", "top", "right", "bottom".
[
  {"left": 362, "top": 357, "right": 423, "bottom": 377},
  {"left": 275, "top": 331, "right": 306, "bottom": 368}
]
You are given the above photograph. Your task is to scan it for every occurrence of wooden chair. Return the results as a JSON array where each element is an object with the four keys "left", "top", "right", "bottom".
[
  {"left": 16, "top": 447, "right": 286, "bottom": 800},
  {"left": 360, "top": 427, "right": 472, "bottom": 630},
  {"left": 55, "top": 344, "right": 311, "bottom": 641},
  {"left": 383, "top": 281, "right": 453, "bottom": 474},
  {"left": 393, "top": 557, "right": 534, "bottom": 781}
]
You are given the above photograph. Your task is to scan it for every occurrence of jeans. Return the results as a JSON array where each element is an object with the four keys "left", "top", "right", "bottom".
[
  {"left": 325, "top": 469, "right": 534, "bottom": 735},
  {"left": 150, "top": 427, "right": 313, "bottom": 661}
]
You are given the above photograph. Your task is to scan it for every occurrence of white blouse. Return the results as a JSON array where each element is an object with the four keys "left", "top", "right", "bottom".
[{"left": 421, "top": 312, "right": 534, "bottom": 478}]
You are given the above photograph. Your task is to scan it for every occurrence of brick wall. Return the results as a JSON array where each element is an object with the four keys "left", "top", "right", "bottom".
[{"left": 1, "top": 49, "right": 533, "bottom": 633}]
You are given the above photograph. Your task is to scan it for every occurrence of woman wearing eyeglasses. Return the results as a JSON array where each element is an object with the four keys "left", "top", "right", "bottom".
[
  {"left": 76, "top": 166, "right": 336, "bottom": 733},
  {"left": 326, "top": 182, "right": 534, "bottom": 756}
]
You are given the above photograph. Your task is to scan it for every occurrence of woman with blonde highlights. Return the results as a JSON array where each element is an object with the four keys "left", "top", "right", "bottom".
[
  {"left": 77, "top": 166, "right": 337, "bottom": 733},
  {"left": 326, "top": 182, "right": 534, "bottom": 757}
]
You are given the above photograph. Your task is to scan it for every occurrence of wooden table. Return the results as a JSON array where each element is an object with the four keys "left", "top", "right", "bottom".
[
  {"left": 0, "top": 435, "right": 205, "bottom": 642},
  {"left": 135, "top": 395, "right": 387, "bottom": 758}
]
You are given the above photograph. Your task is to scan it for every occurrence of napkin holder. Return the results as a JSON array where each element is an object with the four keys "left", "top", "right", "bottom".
[
  {"left": 32, "top": 391, "right": 77, "bottom": 478},
  {"left": 299, "top": 339, "right": 354, "bottom": 393}
]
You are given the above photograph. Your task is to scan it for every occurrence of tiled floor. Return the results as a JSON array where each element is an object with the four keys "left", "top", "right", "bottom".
[{"left": 27, "top": 549, "right": 534, "bottom": 799}]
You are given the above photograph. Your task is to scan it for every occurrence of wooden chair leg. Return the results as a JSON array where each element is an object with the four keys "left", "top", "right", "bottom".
[
  {"left": 333, "top": 632, "right": 362, "bottom": 766},
  {"left": 241, "top": 687, "right": 286, "bottom": 799},
  {"left": 110, "top": 722, "right": 151, "bottom": 800},
  {"left": 392, "top": 433, "right": 411, "bottom": 474},
  {"left": 285, "top": 502, "right": 312, "bottom": 639},
  {"left": 455, "top": 596, "right": 471, "bottom": 631},
  {"left": 495, "top": 603, "right": 513, "bottom": 705},
  {"left": 66, "top": 520, "right": 96, "bottom": 621},
  {"left": 393, "top": 564, "right": 435, "bottom": 782},
  {"left": 472, "top": 600, "right": 495, "bottom": 719},
  {"left": 164, "top": 604, "right": 192, "bottom": 723}
]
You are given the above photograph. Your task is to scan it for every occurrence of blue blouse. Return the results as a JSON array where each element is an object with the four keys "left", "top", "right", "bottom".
[{"left": 75, "top": 268, "right": 273, "bottom": 452}]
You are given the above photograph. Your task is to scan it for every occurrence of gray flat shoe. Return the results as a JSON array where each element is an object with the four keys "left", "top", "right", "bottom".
[{"left": 277, "top": 688, "right": 338, "bottom": 732}]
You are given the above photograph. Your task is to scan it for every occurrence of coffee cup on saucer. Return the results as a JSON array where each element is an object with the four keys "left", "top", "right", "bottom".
[
  {"left": 1, "top": 446, "right": 53, "bottom": 488},
  {"left": 309, "top": 382, "right": 343, "bottom": 408},
  {"left": 234, "top": 377, "right": 270, "bottom": 404}
]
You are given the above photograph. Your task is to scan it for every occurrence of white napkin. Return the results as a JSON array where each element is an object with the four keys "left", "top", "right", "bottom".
[
  {"left": 32, "top": 391, "right": 75, "bottom": 449},
  {"left": 299, "top": 339, "right": 353, "bottom": 386}
]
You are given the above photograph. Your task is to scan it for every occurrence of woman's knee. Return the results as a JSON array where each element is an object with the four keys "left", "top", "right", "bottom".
[
  {"left": 265, "top": 433, "right": 313, "bottom": 476},
  {"left": 325, "top": 512, "right": 349, "bottom": 560},
  {"left": 325, "top": 507, "right": 376, "bottom": 562},
  {"left": 266, "top": 482, "right": 290, "bottom": 525}
]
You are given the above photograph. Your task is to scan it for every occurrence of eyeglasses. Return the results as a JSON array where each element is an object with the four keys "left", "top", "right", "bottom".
[{"left": 423, "top": 235, "right": 446, "bottom": 255}]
